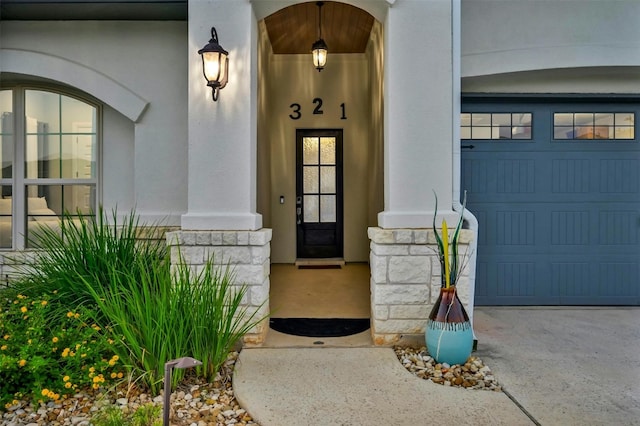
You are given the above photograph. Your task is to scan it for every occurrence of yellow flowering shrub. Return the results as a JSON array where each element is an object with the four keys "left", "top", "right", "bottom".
[{"left": 0, "top": 292, "right": 121, "bottom": 406}]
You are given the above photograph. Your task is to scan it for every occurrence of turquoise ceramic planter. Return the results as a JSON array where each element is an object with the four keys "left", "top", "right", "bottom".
[
  {"left": 425, "top": 319, "right": 473, "bottom": 365},
  {"left": 425, "top": 285, "right": 473, "bottom": 365}
]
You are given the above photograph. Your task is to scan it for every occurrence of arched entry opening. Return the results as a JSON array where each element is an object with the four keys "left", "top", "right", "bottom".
[{"left": 255, "top": 1, "right": 385, "bottom": 341}]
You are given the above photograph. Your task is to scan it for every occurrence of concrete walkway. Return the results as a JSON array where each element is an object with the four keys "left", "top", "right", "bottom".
[
  {"left": 234, "top": 347, "right": 532, "bottom": 425},
  {"left": 233, "top": 308, "right": 640, "bottom": 426}
]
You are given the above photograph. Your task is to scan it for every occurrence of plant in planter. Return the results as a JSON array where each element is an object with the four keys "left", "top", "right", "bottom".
[{"left": 425, "top": 191, "right": 473, "bottom": 365}]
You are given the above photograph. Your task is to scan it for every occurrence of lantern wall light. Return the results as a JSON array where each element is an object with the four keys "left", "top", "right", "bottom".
[
  {"left": 198, "top": 27, "right": 229, "bottom": 102},
  {"left": 312, "top": 1, "right": 328, "bottom": 72}
]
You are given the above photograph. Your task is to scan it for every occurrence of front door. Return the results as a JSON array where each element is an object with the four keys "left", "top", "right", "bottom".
[{"left": 296, "top": 129, "right": 343, "bottom": 258}]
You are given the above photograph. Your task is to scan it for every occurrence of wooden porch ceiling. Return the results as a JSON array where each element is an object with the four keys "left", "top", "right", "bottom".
[{"left": 264, "top": 1, "right": 375, "bottom": 55}]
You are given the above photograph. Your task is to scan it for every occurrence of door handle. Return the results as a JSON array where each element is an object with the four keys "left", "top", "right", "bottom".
[{"left": 296, "top": 207, "right": 302, "bottom": 225}]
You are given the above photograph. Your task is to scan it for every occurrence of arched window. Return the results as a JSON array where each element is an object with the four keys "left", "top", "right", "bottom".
[{"left": 0, "top": 86, "right": 99, "bottom": 249}]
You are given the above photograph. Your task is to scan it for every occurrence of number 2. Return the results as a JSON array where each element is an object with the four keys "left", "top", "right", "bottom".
[{"left": 313, "top": 98, "right": 324, "bottom": 115}]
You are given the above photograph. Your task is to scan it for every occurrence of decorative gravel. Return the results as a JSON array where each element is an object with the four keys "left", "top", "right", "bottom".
[
  {"left": 394, "top": 346, "right": 502, "bottom": 391},
  {"left": 2, "top": 347, "right": 501, "bottom": 425},
  {"left": 1, "top": 352, "right": 256, "bottom": 426}
]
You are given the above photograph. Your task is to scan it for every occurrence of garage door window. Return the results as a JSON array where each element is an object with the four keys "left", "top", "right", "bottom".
[
  {"left": 553, "top": 112, "right": 635, "bottom": 140},
  {"left": 461, "top": 113, "right": 532, "bottom": 140}
]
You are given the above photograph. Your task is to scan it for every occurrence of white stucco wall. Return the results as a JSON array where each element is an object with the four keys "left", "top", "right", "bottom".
[
  {"left": 462, "top": 0, "right": 640, "bottom": 77},
  {"left": 379, "top": 0, "right": 458, "bottom": 228},
  {"left": 183, "top": 0, "right": 262, "bottom": 231},
  {"left": 0, "top": 21, "right": 188, "bottom": 225},
  {"left": 462, "top": 66, "right": 640, "bottom": 94}
]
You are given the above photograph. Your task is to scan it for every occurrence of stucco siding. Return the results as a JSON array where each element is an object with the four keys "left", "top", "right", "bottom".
[
  {"left": 461, "top": 0, "right": 640, "bottom": 77},
  {"left": 1, "top": 21, "right": 188, "bottom": 225}
]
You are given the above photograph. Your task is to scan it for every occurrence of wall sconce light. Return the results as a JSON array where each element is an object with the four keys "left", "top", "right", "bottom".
[
  {"left": 198, "top": 27, "right": 229, "bottom": 101},
  {"left": 312, "top": 1, "right": 328, "bottom": 72}
]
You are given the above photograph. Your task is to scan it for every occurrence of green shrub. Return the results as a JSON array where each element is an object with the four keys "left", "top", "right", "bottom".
[
  {"left": 82, "top": 254, "right": 264, "bottom": 394},
  {"left": 0, "top": 292, "right": 121, "bottom": 406},
  {"left": 5, "top": 206, "right": 264, "bottom": 401},
  {"left": 91, "top": 403, "right": 161, "bottom": 426},
  {"left": 12, "top": 207, "right": 166, "bottom": 325}
]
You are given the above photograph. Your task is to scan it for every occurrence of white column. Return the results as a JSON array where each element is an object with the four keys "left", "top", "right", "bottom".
[
  {"left": 183, "top": 0, "right": 261, "bottom": 230},
  {"left": 379, "top": 0, "right": 457, "bottom": 228}
]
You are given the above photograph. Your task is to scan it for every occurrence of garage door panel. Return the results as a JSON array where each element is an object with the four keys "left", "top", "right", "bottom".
[
  {"left": 550, "top": 210, "right": 590, "bottom": 245},
  {"left": 598, "top": 209, "right": 640, "bottom": 245},
  {"left": 552, "top": 261, "right": 595, "bottom": 299},
  {"left": 475, "top": 255, "right": 556, "bottom": 305},
  {"left": 463, "top": 97, "right": 639, "bottom": 306},
  {"left": 598, "top": 158, "right": 639, "bottom": 193}
]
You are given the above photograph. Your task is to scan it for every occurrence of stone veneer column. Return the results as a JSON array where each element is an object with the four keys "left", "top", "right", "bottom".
[
  {"left": 167, "top": 229, "right": 272, "bottom": 345},
  {"left": 369, "top": 227, "right": 472, "bottom": 346}
]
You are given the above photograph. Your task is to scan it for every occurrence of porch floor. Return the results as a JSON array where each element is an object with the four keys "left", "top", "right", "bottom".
[
  {"left": 269, "top": 262, "right": 370, "bottom": 318},
  {"left": 264, "top": 262, "right": 372, "bottom": 347}
]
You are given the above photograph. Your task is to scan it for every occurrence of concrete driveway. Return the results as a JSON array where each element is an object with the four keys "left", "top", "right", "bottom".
[{"left": 473, "top": 307, "right": 640, "bottom": 425}]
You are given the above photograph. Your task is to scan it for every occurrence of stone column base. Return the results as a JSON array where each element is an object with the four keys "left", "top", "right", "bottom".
[
  {"left": 166, "top": 229, "right": 272, "bottom": 345},
  {"left": 368, "top": 227, "right": 473, "bottom": 346}
]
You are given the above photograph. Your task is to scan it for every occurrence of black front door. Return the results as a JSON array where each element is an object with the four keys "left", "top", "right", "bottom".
[{"left": 296, "top": 129, "right": 343, "bottom": 258}]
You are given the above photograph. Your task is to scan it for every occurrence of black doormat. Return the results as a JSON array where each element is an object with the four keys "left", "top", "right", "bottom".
[{"left": 269, "top": 318, "right": 370, "bottom": 337}]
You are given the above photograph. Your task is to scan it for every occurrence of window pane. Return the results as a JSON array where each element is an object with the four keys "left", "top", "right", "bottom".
[
  {"left": 320, "top": 194, "right": 336, "bottom": 223},
  {"left": 492, "top": 114, "right": 511, "bottom": 126},
  {"left": 61, "top": 134, "right": 96, "bottom": 178},
  {"left": 615, "top": 113, "right": 634, "bottom": 126},
  {"left": 320, "top": 166, "right": 335, "bottom": 193},
  {"left": 513, "top": 113, "right": 531, "bottom": 126},
  {"left": 320, "top": 137, "right": 335, "bottom": 165},
  {"left": 61, "top": 96, "right": 96, "bottom": 133},
  {"left": 0, "top": 186, "right": 12, "bottom": 249},
  {"left": 0, "top": 90, "right": 12, "bottom": 134},
  {"left": 303, "top": 137, "right": 319, "bottom": 165},
  {"left": 472, "top": 127, "right": 491, "bottom": 139},
  {"left": 495, "top": 126, "right": 511, "bottom": 139},
  {"left": 574, "top": 126, "right": 593, "bottom": 139},
  {"left": 304, "top": 195, "right": 319, "bottom": 222},
  {"left": 512, "top": 126, "right": 531, "bottom": 139},
  {"left": 593, "top": 126, "right": 611, "bottom": 139},
  {"left": 0, "top": 92, "right": 14, "bottom": 179},
  {"left": 26, "top": 134, "right": 62, "bottom": 179},
  {"left": 554, "top": 113, "right": 573, "bottom": 126},
  {"left": 25, "top": 184, "right": 95, "bottom": 247},
  {"left": 472, "top": 113, "right": 491, "bottom": 126},
  {"left": 594, "top": 113, "right": 614, "bottom": 126},
  {"left": 554, "top": 126, "right": 574, "bottom": 139},
  {"left": 615, "top": 127, "right": 634, "bottom": 139},
  {"left": 25, "top": 90, "right": 60, "bottom": 133},
  {"left": 303, "top": 166, "right": 319, "bottom": 193},
  {"left": 460, "top": 113, "right": 471, "bottom": 127},
  {"left": 460, "top": 127, "right": 471, "bottom": 139},
  {"left": 575, "top": 113, "right": 594, "bottom": 126}
]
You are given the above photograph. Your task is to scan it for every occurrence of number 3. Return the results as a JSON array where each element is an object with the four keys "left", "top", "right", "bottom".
[{"left": 289, "top": 103, "right": 301, "bottom": 120}]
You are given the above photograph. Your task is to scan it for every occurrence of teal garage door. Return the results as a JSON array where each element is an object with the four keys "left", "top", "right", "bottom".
[{"left": 461, "top": 96, "right": 640, "bottom": 305}]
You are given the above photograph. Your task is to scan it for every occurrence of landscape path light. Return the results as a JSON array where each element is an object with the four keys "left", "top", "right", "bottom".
[{"left": 163, "top": 356, "right": 203, "bottom": 426}]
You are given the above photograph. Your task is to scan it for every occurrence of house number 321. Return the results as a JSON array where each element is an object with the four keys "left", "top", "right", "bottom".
[{"left": 289, "top": 98, "right": 347, "bottom": 120}]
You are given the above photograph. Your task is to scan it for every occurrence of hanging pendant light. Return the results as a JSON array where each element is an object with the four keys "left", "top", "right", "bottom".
[{"left": 312, "top": 1, "right": 328, "bottom": 72}]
